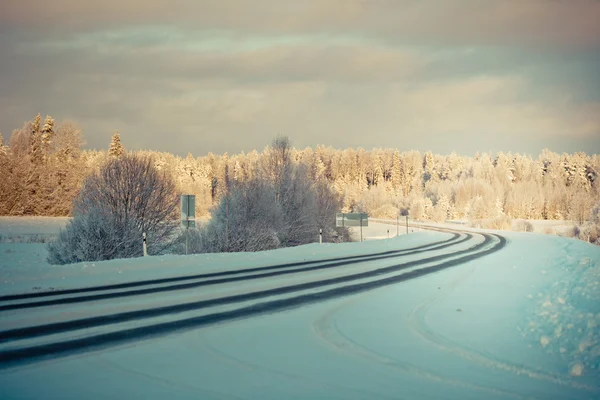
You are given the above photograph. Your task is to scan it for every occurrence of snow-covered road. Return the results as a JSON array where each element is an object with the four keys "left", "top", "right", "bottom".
[{"left": 0, "top": 220, "right": 599, "bottom": 399}]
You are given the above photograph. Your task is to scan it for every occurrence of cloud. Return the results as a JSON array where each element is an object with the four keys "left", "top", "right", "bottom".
[
  {"left": 0, "top": 1, "right": 598, "bottom": 156},
  {"left": 3, "top": 0, "right": 600, "bottom": 49}
]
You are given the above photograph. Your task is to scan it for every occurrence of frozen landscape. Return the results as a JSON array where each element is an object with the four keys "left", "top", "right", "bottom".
[
  {"left": 2, "top": 1, "right": 599, "bottom": 398},
  {"left": 0, "top": 218, "right": 599, "bottom": 399}
]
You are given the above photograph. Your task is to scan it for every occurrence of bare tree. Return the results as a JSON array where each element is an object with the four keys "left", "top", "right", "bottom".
[
  {"left": 201, "top": 177, "right": 283, "bottom": 253},
  {"left": 48, "top": 153, "right": 179, "bottom": 264},
  {"left": 264, "top": 135, "right": 293, "bottom": 203}
]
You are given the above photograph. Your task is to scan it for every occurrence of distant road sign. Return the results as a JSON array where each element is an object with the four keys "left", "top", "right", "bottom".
[
  {"left": 181, "top": 194, "right": 196, "bottom": 228},
  {"left": 336, "top": 212, "right": 368, "bottom": 227}
]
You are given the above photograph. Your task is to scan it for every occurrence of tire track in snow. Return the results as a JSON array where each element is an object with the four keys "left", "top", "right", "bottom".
[
  {"left": 311, "top": 267, "right": 537, "bottom": 400},
  {"left": 0, "top": 232, "right": 460, "bottom": 302},
  {"left": 0, "top": 232, "right": 503, "bottom": 368},
  {"left": 0, "top": 232, "right": 465, "bottom": 311},
  {"left": 0, "top": 233, "right": 478, "bottom": 343},
  {"left": 407, "top": 253, "right": 600, "bottom": 396}
]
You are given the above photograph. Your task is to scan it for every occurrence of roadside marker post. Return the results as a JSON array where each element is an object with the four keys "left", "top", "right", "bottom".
[{"left": 143, "top": 232, "right": 148, "bottom": 257}]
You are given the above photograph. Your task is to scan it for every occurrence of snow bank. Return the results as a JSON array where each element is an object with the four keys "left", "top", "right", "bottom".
[
  {"left": 518, "top": 239, "right": 600, "bottom": 378},
  {"left": 0, "top": 220, "right": 438, "bottom": 296}
]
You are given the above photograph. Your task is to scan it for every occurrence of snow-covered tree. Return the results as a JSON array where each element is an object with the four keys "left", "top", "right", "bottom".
[
  {"left": 47, "top": 154, "right": 179, "bottom": 264},
  {"left": 391, "top": 150, "right": 401, "bottom": 194},
  {"left": 423, "top": 151, "right": 437, "bottom": 185},
  {"left": 108, "top": 130, "right": 125, "bottom": 158},
  {"left": 41, "top": 115, "right": 55, "bottom": 156}
]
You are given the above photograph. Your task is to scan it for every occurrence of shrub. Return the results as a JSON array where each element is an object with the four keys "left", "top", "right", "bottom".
[
  {"left": 515, "top": 220, "right": 534, "bottom": 232},
  {"left": 47, "top": 207, "right": 140, "bottom": 264},
  {"left": 371, "top": 203, "right": 399, "bottom": 219},
  {"left": 199, "top": 178, "right": 284, "bottom": 253},
  {"left": 47, "top": 154, "right": 179, "bottom": 264},
  {"left": 469, "top": 215, "right": 512, "bottom": 230},
  {"left": 187, "top": 136, "right": 349, "bottom": 253}
]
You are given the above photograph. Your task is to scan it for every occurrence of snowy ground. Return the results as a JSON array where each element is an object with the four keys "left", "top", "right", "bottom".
[
  {"left": 0, "top": 217, "right": 69, "bottom": 242},
  {"left": 0, "top": 218, "right": 599, "bottom": 399}
]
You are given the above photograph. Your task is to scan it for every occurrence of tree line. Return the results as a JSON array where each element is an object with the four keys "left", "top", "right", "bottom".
[
  {"left": 44, "top": 134, "right": 347, "bottom": 263},
  {"left": 1, "top": 114, "right": 599, "bottom": 229}
]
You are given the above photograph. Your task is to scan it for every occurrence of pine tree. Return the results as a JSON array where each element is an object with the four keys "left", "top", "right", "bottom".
[
  {"left": 25, "top": 114, "right": 45, "bottom": 214},
  {"left": 495, "top": 196, "right": 504, "bottom": 216},
  {"left": 32, "top": 113, "right": 41, "bottom": 134},
  {"left": 570, "top": 152, "right": 590, "bottom": 191},
  {"left": 312, "top": 152, "right": 326, "bottom": 181},
  {"left": 108, "top": 130, "right": 125, "bottom": 158},
  {"left": 392, "top": 150, "right": 401, "bottom": 194},
  {"left": 41, "top": 115, "right": 55, "bottom": 153},
  {"left": 423, "top": 151, "right": 437, "bottom": 184},
  {"left": 435, "top": 193, "right": 451, "bottom": 221}
]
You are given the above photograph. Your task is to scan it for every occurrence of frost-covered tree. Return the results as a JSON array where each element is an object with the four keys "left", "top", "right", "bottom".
[
  {"left": 41, "top": 115, "right": 55, "bottom": 157},
  {"left": 108, "top": 130, "right": 125, "bottom": 158},
  {"left": 423, "top": 151, "right": 437, "bottom": 185},
  {"left": 392, "top": 149, "right": 401, "bottom": 194},
  {"left": 264, "top": 135, "right": 293, "bottom": 202},
  {"left": 47, "top": 154, "right": 179, "bottom": 264},
  {"left": 200, "top": 178, "right": 284, "bottom": 253},
  {"left": 43, "top": 121, "right": 85, "bottom": 215}
]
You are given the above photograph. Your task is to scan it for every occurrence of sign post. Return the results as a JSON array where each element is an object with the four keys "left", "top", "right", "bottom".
[
  {"left": 181, "top": 194, "right": 196, "bottom": 255},
  {"left": 400, "top": 209, "right": 409, "bottom": 235},
  {"left": 336, "top": 212, "right": 368, "bottom": 242}
]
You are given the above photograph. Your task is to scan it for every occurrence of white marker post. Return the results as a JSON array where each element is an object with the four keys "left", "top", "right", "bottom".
[
  {"left": 319, "top": 228, "right": 323, "bottom": 244},
  {"left": 360, "top": 214, "right": 363, "bottom": 242},
  {"left": 181, "top": 194, "right": 196, "bottom": 255},
  {"left": 143, "top": 232, "right": 148, "bottom": 257}
]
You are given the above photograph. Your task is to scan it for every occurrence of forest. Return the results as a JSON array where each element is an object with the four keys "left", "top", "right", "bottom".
[{"left": 1, "top": 114, "right": 599, "bottom": 245}]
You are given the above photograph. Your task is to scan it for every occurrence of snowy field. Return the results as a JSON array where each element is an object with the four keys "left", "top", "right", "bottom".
[{"left": 0, "top": 217, "right": 599, "bottom": 399}]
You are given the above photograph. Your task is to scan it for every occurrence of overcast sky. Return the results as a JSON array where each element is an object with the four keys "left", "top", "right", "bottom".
[{"left": 1, "top": 1, "right": 599, "bottom": 157}]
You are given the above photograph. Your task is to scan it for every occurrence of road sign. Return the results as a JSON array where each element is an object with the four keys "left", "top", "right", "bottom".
[
  {"left": 181, "top": 194, "right": 196, "bottom": 228},
  {"left": 336, "top": 213, "right": 368, "bottom": 227}
]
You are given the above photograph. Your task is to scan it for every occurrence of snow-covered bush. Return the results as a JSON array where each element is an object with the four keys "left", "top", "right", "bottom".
[
  {"left": 514, "top": 219, "right": 535, "bottom": 232},
  {"left": 469, "top": 215, "right": 512, "bottom": 230},
  {"left": 186, "top": 137, "right": 349, "bottom": 253},
  {"left": 570, "top": 201, "right": 600, "bottom": 246},
  {"left": 195, "top": 178, "right": 284, "bottom": 253},
  {"left": 370, "top": 203, "right": 399, "bottom": 219},
  {"left": 47, "top": 207, "right": 141, "bottom": 264},
  {"left": 47, "top": 154, "right": 179, "bottom": 264},
  {"left": 357, "top": 185, "right": 400, "bottom": 218}
]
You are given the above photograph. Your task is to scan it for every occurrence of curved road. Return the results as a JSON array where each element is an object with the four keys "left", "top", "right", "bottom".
[{"left": 0, "top": 227, "right": 505, "bottom": 369}]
